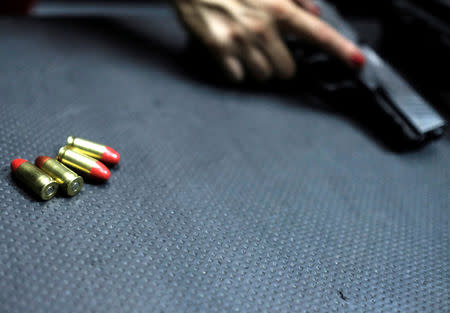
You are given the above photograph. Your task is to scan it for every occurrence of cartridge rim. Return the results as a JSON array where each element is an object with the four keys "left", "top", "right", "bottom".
[
  {"left": 57, "top": 146, "right": 69, "bottom": 161},
  {"left": 67, "top": 136, "right": 75, "bottom": 145},
  {"left": 40, "top": 181, "right": 59, "bottom": 200},
  {"left": 67, "top": 176, "right": 84, "bottom": 196}
]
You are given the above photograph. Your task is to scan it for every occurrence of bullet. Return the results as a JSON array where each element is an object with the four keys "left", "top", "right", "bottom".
[
  {"left": 35, "top": 156, "right": 84, "bottom": 196},
  {"left": 57, "top": 146, "right": 110, "bottom": 181},
  {"left": 11, "top": 159, "right": 58, "bottom": 200},
  {"left": 66, "top": 136, "right": 120, "bottom": 165}
]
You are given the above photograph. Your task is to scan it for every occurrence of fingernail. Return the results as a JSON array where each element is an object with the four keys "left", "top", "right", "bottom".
[
  {"left": 350, "top": 51, "right": 366, "bottom": 68},
  {"left": 312, "top": 6, "right": 321, "bottom": 17},
  {"left": 226, "top": 57, "right": 244, "bottom": 82}
]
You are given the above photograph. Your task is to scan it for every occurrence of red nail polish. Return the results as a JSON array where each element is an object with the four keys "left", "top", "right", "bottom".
[
  {"left": 351, "top": 51, "right": 366, "bottom": 68},
  {"left": 313, "top": 6, "right": 321, "bottom": 17}
]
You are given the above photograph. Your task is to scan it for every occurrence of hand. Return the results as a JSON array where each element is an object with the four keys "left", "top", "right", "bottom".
[{"left": 172, "top": 0, "right": 365, "bottom": 82}]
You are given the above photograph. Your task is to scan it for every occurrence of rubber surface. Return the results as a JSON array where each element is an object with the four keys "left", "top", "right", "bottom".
[{"left": 0, "top": 10, "right": 449, "bottom": 313}]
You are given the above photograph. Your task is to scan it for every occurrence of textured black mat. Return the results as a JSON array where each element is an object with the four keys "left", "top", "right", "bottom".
[{"left": 0, "top": 10, "right": 449, "bottom": 313}]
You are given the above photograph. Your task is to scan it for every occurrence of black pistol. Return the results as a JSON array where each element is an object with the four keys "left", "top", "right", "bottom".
[{"left": 287, "top": 0, "right": 446, "bottom": 146}]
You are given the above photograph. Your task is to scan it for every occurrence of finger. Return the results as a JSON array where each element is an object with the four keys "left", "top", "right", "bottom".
[
  {"left": 275, "top": 2, "right": 365, "bottom": 68},
  {"left": 255, "top": 27, "right": 296, "bottom": 79},
  {"left": 292, "top": 0, "right": 321, "bottom": 16},
  {"left": 221, "top": 54, "right": 245, "bottom": 82},
  {"left": 240, "top": 44, "right": 273, "bottom": 81}
]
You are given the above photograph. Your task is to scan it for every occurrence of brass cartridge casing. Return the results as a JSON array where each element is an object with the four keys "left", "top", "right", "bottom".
[
  {"left": 57, "top": 146, "right": 110, "bottom": 181},
  {"left": 66, "top": 136, "right": 120, "bottom": 165},
  {"left": 67, "top": 136, "right": 106, "bottom": 159},
  {"left": 36, "top": 157, "right": 84, "bottom": 196},
  {"left": 57, "top": 146, "right": 99, "bottom": 175},
  {"left": 14, "top": 162, "right": 58, "bottom": 200}
]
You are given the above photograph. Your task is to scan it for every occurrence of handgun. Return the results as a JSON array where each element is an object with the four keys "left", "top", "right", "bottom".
[{"left": 286, "top": 0, "right": 446, "bottom": 145}]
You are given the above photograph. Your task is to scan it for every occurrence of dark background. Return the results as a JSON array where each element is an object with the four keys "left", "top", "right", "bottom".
[{"left": 1, "top": 2, "right": 449, "bottom": 313}]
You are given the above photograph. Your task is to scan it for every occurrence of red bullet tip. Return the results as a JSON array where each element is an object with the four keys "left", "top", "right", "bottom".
[
  {"left": 101, "top": 146, "right": 120, "bottom": 165},
  {"left": 351, "top": 51, "right": 366, "bottom": 68},
  {"left": 35, "top": 156, "right": 51, "bottom": 169},
  {"left": 11, "top": 159, "right": 28, "bottom": 172},
  {"left": 90, "top": 161, "right": 111, "bottom": 181}
]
